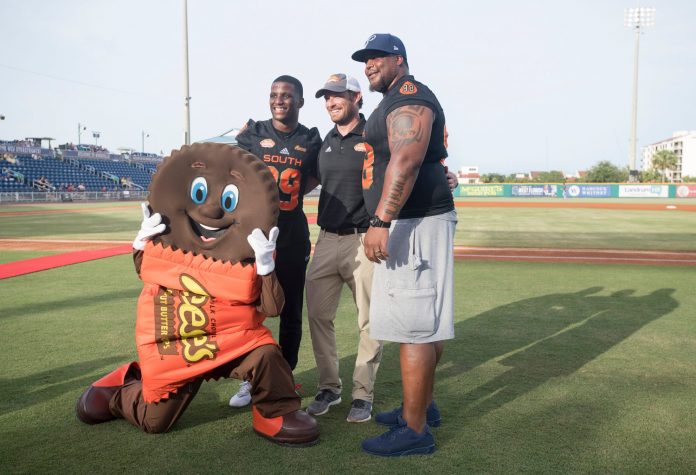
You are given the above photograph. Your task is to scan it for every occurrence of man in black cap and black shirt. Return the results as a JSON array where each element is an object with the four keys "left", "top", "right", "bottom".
[
  {"left": 352, "top": 33, "right": 457, "bottom": 456},
  {"left": 305, "top": 74, "right": 383, "bottom": 424},
  {"left": 228, "top": 75, "right": 322, "bottom": 407}
]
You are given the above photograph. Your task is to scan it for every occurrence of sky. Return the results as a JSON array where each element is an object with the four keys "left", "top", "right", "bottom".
[{"left": 1, "top": 0, "right": 695, "bottom": 175}]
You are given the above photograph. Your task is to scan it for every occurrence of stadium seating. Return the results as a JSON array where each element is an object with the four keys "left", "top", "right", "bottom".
[
  {"left": 77, "top": 159, "right": 154, "bottom": 189},
  {"left": 0, "top": 151, "right": 167, "bottom": 192},
  {"left": 2, "top": 155, "right": 120, "bottom": 191}
]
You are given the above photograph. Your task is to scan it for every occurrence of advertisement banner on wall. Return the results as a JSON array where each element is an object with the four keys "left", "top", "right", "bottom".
[
  {"left": 0, "top": 144, "right": 42, "bottom": 155},
  {"left": 77, "top": 150, "right": 110, "bottom": 160},
  {"left": 618, "top": 185, "right": 669, "bottom": 198},
  {"left": 511, "top": 184, "right": 557, "bottom": 197},
  {"left": 458, "top": 185, "right": 505, "bottom": 197},
  {"left": 565, "top": 184, "right": 613, "bottom": 198},
  {"left": 675, "top": 185, "right": 696, "bottom": 198}
]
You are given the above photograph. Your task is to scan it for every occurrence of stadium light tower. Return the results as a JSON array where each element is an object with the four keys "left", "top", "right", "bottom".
[
  {"left": 141, "top": 130, "right": 150, "bottom": 154},
  {"left": 92, "top": 131, "right": 101, "bottom": 146},
  {"left": 624, "top": 6, "right": 655, "bottom": 181},
  {"left": 183, "top": 0, "right": 191, "bottom": 145},
  {"left": 77, "top": 122, "right": 87, "bottom": 145}
]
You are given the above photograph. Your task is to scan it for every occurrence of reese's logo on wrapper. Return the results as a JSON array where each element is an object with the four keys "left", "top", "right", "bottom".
[
  {"left": 154, "top": 274, "right": 220, "bottom": 363},
  {"left": 178, "top": 274, "right": 219, "bottom": 363}
]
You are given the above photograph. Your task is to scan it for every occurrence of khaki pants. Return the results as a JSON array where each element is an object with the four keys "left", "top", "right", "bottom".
[{"left": 306, "top": 230, "right": 383, "bottom": 402}]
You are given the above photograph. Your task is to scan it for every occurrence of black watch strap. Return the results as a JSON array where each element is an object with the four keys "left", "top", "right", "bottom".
[{"left": 369, "top": 216, "right": 391, "bottom": 228}]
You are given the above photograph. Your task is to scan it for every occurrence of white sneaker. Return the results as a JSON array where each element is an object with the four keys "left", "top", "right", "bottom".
[{"left": 229, "top": 380, "right": 252, "bottom": 407}]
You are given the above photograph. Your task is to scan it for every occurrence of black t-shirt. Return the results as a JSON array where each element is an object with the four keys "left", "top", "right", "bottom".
[
  {"left": 316, "top": 114, "right": 370, "bottom": 230},
  {"left": 236, "top": 119, "right": 321, "bottom": 249},
  {"left": 363, "top": 75, "right": 454, "bottom": 219}
]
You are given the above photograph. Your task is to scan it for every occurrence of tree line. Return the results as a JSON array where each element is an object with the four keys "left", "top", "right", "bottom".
[{"left": 479, "top": 151, "right": 692, "bottom": 183}]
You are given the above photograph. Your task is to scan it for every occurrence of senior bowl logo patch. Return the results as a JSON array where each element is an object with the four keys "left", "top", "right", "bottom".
[
  {"left": 294, "top": 144, "right": 307, "bottom": 152},
  {"left": 399, "top": 81, "right": 417, "bottom": 95},
  {"left": 260, "top": 139, "right": 275, "bottom": 148},
  {"left": 354, "top": 142, "right": 366, "bottom": 152}
]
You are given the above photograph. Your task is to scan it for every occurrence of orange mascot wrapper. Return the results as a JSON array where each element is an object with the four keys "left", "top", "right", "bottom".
[{"left": 135, "top": 242, "right": 276, "bottom": 403}]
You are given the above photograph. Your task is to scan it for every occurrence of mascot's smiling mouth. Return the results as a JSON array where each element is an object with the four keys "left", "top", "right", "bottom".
[{"left": 189, "top": 217, "right": 233, "bottom": 242}]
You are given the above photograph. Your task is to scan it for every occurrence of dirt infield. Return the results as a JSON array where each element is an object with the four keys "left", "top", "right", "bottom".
[
  {"left": 0, "top": 239, "right": 130, "bottom": 252},
  {"left": 2, "top": 239, "right": 695, "bottom": 266},
  {"left": 453, "top": 247, "right": 696, "bottom": 266}
]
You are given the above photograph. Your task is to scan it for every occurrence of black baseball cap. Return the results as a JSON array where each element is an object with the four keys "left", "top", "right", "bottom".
[{"left": 351, "top": 33, "right": 407, "bottom": 63}]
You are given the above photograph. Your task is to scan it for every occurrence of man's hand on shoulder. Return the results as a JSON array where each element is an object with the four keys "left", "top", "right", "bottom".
[{"left": 445, "top": 167, "right": 458, "bottom": 191}]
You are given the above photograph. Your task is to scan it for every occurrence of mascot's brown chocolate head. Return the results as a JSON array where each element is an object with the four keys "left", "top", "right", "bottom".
[{"left": 148, "top": 143, "right": 278, "bottom": 263}]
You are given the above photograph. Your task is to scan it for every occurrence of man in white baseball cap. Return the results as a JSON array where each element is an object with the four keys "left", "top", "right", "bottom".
[
  {"left": 314, "top": 73, "right": 362, "bottom": 98},
  {"left": 305, "top": 73, "right": 384, "bottom": 424}
]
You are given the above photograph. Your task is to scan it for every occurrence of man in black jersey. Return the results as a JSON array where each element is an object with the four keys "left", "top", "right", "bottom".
[
  {"left": 229, "top": 75, "right": 322, "bottom": 407},
  {"left": 305, "top": 74, "right": 383, "bottom": 423},
  {"left": 352, "top": 34, "right": 457, "bottom": 456}
]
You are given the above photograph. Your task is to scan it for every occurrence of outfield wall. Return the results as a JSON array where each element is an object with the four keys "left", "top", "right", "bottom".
[{"left": 453, "top": 183, "right": 696, "bottom": 198}]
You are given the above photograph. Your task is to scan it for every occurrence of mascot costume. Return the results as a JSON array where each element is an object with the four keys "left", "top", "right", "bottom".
[{"left": 76, "top": 143, "right": 319, "bottom": 446}]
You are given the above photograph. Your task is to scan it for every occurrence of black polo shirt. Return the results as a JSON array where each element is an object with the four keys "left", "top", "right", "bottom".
[{"left": 316, "top": 114, "right": 370, "bottom": 231}]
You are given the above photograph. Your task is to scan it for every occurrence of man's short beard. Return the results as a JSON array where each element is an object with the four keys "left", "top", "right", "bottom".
[
  {"left": 369, "top": 82, "right": 389, "bottom": 94},
  {"left": 332, "top": 108, "right": 358, "bottom": 126}
]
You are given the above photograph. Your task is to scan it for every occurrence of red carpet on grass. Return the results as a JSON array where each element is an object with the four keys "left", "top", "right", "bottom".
[{"left": 0, "top": 245, "right": 133, "bottom": 279}]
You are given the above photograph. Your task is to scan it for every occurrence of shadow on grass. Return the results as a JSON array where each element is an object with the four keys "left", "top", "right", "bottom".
[
  {"left": 440, "top": 287, "right": 678, "bottom": 419},
  {"left": 290, "top": 287, "right": 678, "bottom": 417},
  {"left": 53, "top": 286, "right": 678, "bottom": 435},
  {"left": 179, "top": 286, "right": 679, "bottom": 434},
  {"left": 0, "top": 355, "right": 130, "bottom": 417}
]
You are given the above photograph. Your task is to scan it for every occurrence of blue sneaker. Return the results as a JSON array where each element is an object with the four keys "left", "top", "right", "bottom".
[
  {"left": 362, "top": 419, "right": 435, "bottom": 457},
  {"left": 375, "top": 401, "right": 441, "bottom": 428}
]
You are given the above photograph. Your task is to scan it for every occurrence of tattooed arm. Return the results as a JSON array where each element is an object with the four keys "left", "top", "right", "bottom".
[{"left": 363, "top": 104, "right": 434, "bottom": 263}]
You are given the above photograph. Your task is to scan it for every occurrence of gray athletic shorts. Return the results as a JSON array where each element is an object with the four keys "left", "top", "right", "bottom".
[{"left": 369, "top": 210, "right": 457, "bottom": 343}]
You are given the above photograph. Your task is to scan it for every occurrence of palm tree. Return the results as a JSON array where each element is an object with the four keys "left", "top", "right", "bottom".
[{"left": 650, "top": 150, "right": 679, "bottom": 182}]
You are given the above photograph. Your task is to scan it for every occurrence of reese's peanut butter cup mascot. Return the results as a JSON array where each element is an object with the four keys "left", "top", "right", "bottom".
[{"left": 76, "top": 143, "right": 319, "bottom": 446}]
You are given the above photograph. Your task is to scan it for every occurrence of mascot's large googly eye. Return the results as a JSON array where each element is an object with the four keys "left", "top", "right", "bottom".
[
  {"left": 221, "top": 184, "right": 239, "bottom": 212},
  {"left": 190, "top": 177, "right": 208, "bottom": 204}
]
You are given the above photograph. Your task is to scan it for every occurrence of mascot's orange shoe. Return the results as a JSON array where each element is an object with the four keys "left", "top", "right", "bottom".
[
  {"left": 252, "top": 406, "right": 319, "bottom": 447},
  {"left": 76, "top": 362, "right": 140, "bottom": 424}
]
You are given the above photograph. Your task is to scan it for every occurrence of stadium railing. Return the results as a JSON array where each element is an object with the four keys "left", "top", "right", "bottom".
[{"left": 0, "top": 190, "right": 149, "bottom": 204}]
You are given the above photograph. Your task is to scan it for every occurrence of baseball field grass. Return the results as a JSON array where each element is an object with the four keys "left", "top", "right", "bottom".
[
  {"left": 1, "top": 199, "right": 695, "bottom": 473},
  {"left": 2, "top": 198, "right": 695, "bottom": 251}
]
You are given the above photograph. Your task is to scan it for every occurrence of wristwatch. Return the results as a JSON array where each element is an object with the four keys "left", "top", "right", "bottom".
[{"left": 369, "top": 216, "right": 391, "bottom": 228}]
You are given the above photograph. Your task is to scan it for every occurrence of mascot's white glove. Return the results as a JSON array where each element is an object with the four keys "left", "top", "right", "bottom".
[
  {"left": 247, "top": 226, "right": 279, "bottom": 276},
  {"left": 133, "top": 202, "right": 166, "bottom": 251}
]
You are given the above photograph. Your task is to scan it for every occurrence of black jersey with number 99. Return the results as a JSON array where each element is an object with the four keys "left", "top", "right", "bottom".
[{"left": 236, "top": 119, "right": 321, "bottom": 248}]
